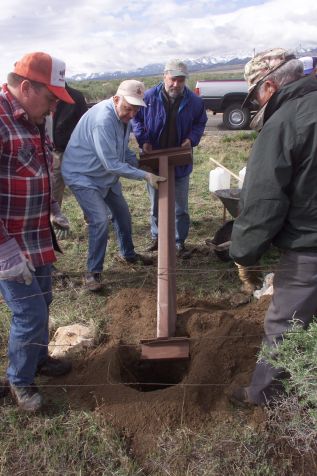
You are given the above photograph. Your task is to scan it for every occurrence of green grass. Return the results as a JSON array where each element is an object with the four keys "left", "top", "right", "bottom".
[
  {"left": 2, "top": 132, "right": 314, "bottom": 474},
  {"left": 0, "top": 410, "right": 143, "bottom": 475},
  {"left": 53, "top": 133, "right": 254, "bottom": 304},
  {"left": 68, "top": 69, "right": 245, "bottom": 102},
  {"left": 222, "top": 131, "right": 258, "bottom": 143},
  {"left": 147, "top": 421, "right": 292, "bottom": 476}
]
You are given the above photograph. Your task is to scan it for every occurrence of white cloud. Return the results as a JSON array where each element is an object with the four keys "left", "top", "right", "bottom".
[{"left": 1, "top": 0, "right": 317, "bottom": 83}]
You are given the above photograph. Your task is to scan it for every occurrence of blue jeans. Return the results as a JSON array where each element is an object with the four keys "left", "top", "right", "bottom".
[
  {"left": 147, "top": 174, "right": 190, "bottom": 244},
  {"left": 71, "top": 186, "right": 136, "bottom": 272},
  {"left": 0, "top": 264, "right": 52, "bottom": 386}
]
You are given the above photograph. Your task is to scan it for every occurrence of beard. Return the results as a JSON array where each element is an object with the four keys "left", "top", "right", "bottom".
[{"left": 166, "top": 86, "right": 185, "bottom": 99}]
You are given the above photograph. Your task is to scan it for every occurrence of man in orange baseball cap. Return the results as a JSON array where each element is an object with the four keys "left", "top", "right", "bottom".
[
  {"left": 13, "top": 51, "right": 74, "bottom": 104},
  {"left": 0, "top": 52, "right": 73, "bottom": 411},
  {"left": 7, "top": 51, "right": 74, "bottom": 126}
]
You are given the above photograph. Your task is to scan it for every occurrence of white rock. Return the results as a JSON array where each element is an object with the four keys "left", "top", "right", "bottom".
[
  {"left": 49, "top": 323, "right": 95, "bottom": 358},
  {"left": 253, "top": 273, "right": 274, "bottom": 299}
]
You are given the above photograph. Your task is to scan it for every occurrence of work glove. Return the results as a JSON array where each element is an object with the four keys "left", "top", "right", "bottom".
[
  {"left": 51, "top": 212, "right": 70, "bottom": 240},
  {"left": 17, "top": 257, "right": 35, "bottom": 285},
  {"left": 144, "top": 172, "right": 167, "bottom": 190},
  {"left": 0, "top": 252, "right": 35, "bottom": 286},
  {"left": 235, "top": 263, "right": 263, "bottom": 294}
]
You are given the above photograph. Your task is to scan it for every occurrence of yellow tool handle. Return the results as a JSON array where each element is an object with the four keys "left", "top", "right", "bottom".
[{"left": 209, "top": 157, "right": 240, "bottom": 181}]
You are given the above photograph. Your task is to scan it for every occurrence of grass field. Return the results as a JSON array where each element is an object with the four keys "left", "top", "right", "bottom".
[
  {"left": 68, "top": 68, "right": 245, "bottom": 102},
  {"left": 0, "top": 131, "right": 316, "bottom": 475}
]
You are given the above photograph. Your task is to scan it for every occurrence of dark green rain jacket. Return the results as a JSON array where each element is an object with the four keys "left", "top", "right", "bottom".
[{"left": 230, "top": 75, "right": 317, "bottom": 266}]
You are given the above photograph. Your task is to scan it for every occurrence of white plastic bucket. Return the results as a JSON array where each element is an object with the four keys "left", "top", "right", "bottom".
[{"left": 209, "top": 167, "right": 231, "bottom": 192}]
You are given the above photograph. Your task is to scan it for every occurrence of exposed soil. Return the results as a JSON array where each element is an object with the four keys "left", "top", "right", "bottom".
[{"left": 49, "top": 288, "right": 271, "bottom": 461}]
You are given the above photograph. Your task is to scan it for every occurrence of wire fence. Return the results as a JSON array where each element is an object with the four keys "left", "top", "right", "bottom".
[{"left": 1, "top": 249, "right": 316, "bottom": 393}]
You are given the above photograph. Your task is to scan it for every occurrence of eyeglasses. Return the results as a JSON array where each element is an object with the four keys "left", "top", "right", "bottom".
[{"left": 30, "top": 82, "right": 59, "bottom": 106}]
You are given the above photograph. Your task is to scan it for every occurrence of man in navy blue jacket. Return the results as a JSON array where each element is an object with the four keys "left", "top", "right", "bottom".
[{"left": 132, "top": 59, "right": 207, "bottom": 255}]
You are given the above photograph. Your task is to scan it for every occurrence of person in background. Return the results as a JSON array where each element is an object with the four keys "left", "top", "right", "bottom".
[
  {"left": 132, "top": 59, "right": 207, "bottom": 256},
  {"left": 62, "top": 80, "right": 166, "bottom": 292},
  {"left": 52, "top": 83, "right": 88, "bottom": 208},
  {"left": 0, "top": 52, "right": 73, "bottom": 411},
  {"left": 229, "top": 48, "right": 317, "bottom": 406},
  {"left": 299, "top": 56, "right": 317, "bottom": 76}
]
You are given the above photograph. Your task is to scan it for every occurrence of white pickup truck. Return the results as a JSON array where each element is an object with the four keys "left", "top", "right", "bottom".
[{"left": 194, "top": 79, "right": 256, "bottom": 130}]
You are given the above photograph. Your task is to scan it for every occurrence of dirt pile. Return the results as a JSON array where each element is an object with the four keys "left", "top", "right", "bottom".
[{"left": 52, "top": 288, "right": 270, "bottom": 458}]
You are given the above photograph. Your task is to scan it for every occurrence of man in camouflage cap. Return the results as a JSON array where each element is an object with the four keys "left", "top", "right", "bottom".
[
  {"left": 243, "top": 47, "right": 296, "bottom": 131},
  {"left": 229, "top": 48, "right": 317, "bottom": 406}
]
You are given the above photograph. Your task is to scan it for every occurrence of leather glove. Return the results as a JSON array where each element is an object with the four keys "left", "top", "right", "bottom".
[
  {"left": 235, "top": 263, "right": 263, "bottom": 294},
  {"left": 51, "top": 212, "right": 70, "bottom": 240},
  {"left": 0, "top": 253, "right": 35, "bottom": 286},
  {"left": 0, "top": 239, "right": 35, "bottom": 285},
  {"left": 144, "top": 172, "right": 166, "bottom": 190},
  {"left": 18, "top": 258, "right": 35, "bottom": 285}
]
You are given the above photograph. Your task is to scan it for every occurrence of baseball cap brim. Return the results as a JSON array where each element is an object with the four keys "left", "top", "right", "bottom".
[
  {"left": 47, "top": 85, "right": 75, "bottom": 104},
  {"left": 124, "top": 95, "right": 147, "bottom": 107},
  {"left": 166, "top": 69, "right": 188, "bottom": 77},
  {"left": 242, "top": 84, "right": 258, "bottom": 108}
]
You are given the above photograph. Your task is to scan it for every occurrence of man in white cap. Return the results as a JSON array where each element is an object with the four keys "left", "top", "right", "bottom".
[
  {"left": 0, "top": 52, "right": 73, "bottom": 411},
  {"left": 229, "top": 48, "right": 317, "bottom": 406},
  {"left": 62, "top": 80, "right": 165, "bottom": 291},
  {"left": 132, "top": 60, "right": 207, "bottom": 256}
]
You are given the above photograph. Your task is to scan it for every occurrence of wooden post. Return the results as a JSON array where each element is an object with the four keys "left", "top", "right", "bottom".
[
  {"left": 157, "top": 155, "right": 176, "bottom": 337},
  {"left": 139, "top": 146, "right": 192, "bottom": 359}
]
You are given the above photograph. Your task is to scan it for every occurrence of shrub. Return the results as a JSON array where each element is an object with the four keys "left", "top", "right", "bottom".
[{"left": 260, "top": 319, "right": 317, "bottom": 453}]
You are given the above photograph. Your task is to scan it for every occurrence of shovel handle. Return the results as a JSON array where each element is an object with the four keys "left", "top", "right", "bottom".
[{"left": 209, "top": 157, "right": 240, "bottom": 181}]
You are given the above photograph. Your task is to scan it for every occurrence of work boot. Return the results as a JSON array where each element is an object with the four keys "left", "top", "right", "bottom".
[
  {"left": 145, "top": 238, "right": 158, "bottom": 252},
  {"left": 0, "top": 379, "right": 9, "bottom": 398},
  {"left": 117, "top": 253, "right": 153, "bottom": 266},
  {"left": 37, "top": 356, "right": 72, "bottom": 377},
  {"left": 228, "top": 386, "right": 254, "bottom": 408},
  {"left": 10, "top": 384, "right": 42, "bottom": 412},
  {"left": 85, "top": 272, "right": 103, "bottom": 292},
  {"left": 176, "top": 242, "right": 186, "bottom": 257}
]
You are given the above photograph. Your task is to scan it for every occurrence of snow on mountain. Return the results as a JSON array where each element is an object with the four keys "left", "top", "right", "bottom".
[
  {"left": 69, "top": 54, "right": 250, "bottom": 81},
  {"left": 69, "top": 48, "right": 317, "bottom": 81}
]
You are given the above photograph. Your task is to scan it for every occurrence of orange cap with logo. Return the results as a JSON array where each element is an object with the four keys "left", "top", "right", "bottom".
[{"left": 13, "top": 52, "right": 75, "bottom": 104}]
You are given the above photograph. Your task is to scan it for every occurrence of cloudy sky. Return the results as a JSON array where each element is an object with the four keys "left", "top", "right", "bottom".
[{"left": 1, "top": 0, "right": 317, "bottom": 83}]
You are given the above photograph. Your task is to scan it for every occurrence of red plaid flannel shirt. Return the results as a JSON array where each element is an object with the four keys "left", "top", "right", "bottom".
[{"left": 0, "top": 84, "right": 57, "bottom": 267}]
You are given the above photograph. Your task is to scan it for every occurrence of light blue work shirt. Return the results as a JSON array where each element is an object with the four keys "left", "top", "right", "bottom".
[{"left": 62, "top": 98, "right": 146, "bottom": 197}]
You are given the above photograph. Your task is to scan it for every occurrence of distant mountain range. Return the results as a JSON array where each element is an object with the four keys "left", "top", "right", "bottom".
[{"left": 70, "top": 48, "right": 317, "bottom": 81}]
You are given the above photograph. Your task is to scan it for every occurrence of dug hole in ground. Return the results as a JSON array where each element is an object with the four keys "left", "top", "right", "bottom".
[{"left": 48, "top": 287, "right": 270, "bottom": 462}]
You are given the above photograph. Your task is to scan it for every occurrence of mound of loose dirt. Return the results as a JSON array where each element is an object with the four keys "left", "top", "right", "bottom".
[{"left": 50, "top": 288, "right": 271, "bottom": 460}]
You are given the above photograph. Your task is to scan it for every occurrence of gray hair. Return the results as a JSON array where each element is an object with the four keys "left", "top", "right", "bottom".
[{"left": 263, "top": 59, "right": 304, "bottom": 88}]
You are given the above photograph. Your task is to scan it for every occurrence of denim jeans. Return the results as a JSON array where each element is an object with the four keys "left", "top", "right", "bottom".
[
  {"left": 0, "top": 264, "right": 52, "bottom": 386},
  {"left": 147, "top": 174, "right": 190, "bottom": 244},
  {"left": 71, "top": 186, "right": 136, "bottom": 272}
]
